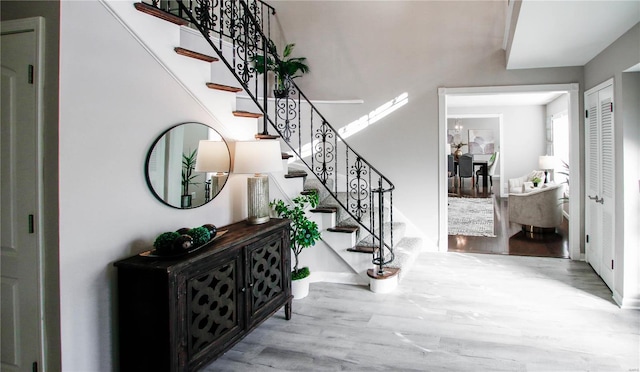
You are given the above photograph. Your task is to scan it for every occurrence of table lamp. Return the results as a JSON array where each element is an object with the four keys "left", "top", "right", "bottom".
[
  {"left": 538, "top": 155, "right": 556, "bottom": 184},
  {"left": 195, "top": 140, "right": 230, "bottom": 201},
  {"left": 233, "top": 140, "right": 282, "bottom": 224}
]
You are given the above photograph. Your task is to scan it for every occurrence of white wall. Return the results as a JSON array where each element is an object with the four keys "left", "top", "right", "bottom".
[
  {"left": 584, "top": 23, "right": 640, "bottom": 308},
  {"left": 270, "top": 0, "right": 583, "bottom": 240},
  {"left": 58, "top": 2, "right": 248, "bottom": 369},
  {"left": 546, "top": 93, "right": 569, "bottom": 117}
]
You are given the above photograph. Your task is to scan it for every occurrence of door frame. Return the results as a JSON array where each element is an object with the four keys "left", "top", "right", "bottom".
[
  {"left": 1, "top": 16, "right": 47, "bottom": 369},
  {"left": 438, "top": 84, "right": 581, "bottom": 260}
]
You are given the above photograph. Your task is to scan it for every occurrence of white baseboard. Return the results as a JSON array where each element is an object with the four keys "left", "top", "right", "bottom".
[{"left": 613, "top": 290, "right": 640, "bottom": 310}]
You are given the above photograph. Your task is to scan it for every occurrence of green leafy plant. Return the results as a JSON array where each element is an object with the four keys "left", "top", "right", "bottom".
[
  {"left": 252, "top": 41, "right": 310, "bottom": 93},
  {"left": 181, "top": 149, "right": 199, "bottom": 196},
  {"left": 270, "top": 191, "right": 320, "bottom": 280},
  {"left": 532, "top": 177, "right": 542, "bottom": 185},
  {"left": 558, "top": 160, "right": 570, "bottom": 204},
  {"left": 291, "top": 267, "right": 310, "bottom": 281}
]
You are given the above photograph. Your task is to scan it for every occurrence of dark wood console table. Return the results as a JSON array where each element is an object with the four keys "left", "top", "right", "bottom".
[{"left": 114, "top": 218, "right": 292, "bottom": 371}]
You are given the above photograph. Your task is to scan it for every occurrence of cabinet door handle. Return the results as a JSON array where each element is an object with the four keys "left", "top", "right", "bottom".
[
  {"left": 588, "top": 195, "right": 598, "bottom": 201},
  {"left": 597, "top": 197, "right": 604, "bottom": 204},
  {"left": 241, "top": 287, "right": 246, "bottom": 293}
]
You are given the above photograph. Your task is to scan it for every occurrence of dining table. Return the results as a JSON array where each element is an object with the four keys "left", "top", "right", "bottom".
[{"left": 453, "top": 159, "right": 489, "bottom": 188}]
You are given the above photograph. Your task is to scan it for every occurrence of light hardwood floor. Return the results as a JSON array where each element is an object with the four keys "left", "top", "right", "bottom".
[{"left": 206, "top": 253, "right": 639, "bottom": 371}]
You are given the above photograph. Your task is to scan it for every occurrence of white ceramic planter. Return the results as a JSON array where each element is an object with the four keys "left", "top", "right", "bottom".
[
  {"left": 291, "top": 276, "right": 310, "bottom": 299},
  {"left": 369, "top": 275, "right": 398, "bottom": 293}
]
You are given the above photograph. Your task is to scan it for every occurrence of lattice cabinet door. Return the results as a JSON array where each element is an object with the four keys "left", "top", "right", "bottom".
[
  {"left": 246, "top": 229, "right": 290, "bottom": 328},
  {"left": 181, "top": 249, "right": 245, "bottom": 371}
]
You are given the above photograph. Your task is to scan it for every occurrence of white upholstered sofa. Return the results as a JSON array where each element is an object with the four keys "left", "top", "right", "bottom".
[{"left": 508, "top": 182, "right": 564, "bottom": 232}]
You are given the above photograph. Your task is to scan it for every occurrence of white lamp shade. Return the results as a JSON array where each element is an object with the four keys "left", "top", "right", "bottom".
[
  {"left": 195, "top": 140, "right": 230, "bottom": 172},
  {"left": 233, "top": 140, "right": 282, "bottom": 174},
  {"left": 539, "top": 155, "right": 556, "bottom": 170}
]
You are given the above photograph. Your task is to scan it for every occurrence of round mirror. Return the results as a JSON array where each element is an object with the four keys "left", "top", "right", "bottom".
[{"left": 145, "top": 122, "right": 231, "bottom": 209}]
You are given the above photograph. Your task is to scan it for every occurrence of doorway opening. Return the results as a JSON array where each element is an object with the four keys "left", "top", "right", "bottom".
[{"left": 438, "top": 84, "right": 581, "bottom": 260}]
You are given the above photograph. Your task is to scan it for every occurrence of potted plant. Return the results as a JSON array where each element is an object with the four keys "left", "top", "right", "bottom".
[
  {"left": 532, "top": 177, "right": 542, "bottom": 187},
  {"left": 558, "top": 160, "right": 570, "bottom": 205},
  {"left": 270, "top": 191, "right": 320, "bottom": 299},
  {"left": 181, "top": 149, "right": 199, "bottom": 208},
  {"left": 252, "top": 40, "right": 310, "bottom": 98}
]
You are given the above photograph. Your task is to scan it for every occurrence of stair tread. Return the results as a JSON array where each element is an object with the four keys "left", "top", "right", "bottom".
[
  {"left": 347, "top": 245, "right": 378, "bottom": 254},
  {"left": 310, "top": 207, "right": 337, "bottom": 213},
  {"left": 255, "top": 134, "right": 280, "bottom": 140},
  {"left": 134, "top": 2, "right": 188, "bottom": 25},
  {"left": 285, "top": 171, "right": 307, "bottom": 179},
  {"left": 206, "top": 82, "right": 242, "bottom": 93},
  {"left": 367, "top": 267, "right": 400, "bottom": 280},
  {"left": 327, "top": 226, "right": 359, "bottom": 233},
  {"left": 233, "top": 110, "right": 263, "bottom": 118},
  {"left": 174, "top": 47, "right": 218, "bottom": 63}
]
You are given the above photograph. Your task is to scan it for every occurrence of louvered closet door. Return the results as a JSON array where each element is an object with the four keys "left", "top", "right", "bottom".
[{"left": 585, "top": 82, "right": 614, "bottom": 290}]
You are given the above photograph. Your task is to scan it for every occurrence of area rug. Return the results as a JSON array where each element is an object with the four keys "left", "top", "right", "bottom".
[{"left": 448, "top": 197, "right": 496, "bottom": 237}]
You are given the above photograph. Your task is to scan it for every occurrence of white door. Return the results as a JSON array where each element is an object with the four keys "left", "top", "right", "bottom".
[
  {"left": 1, "top": 18, "right": 44, "bottom": 372},
  {"left": 584, "top": 81, "right": 615, "bottom": 290}
]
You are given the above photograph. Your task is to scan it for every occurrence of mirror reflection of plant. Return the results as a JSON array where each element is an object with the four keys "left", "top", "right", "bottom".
[
  {"left": 270, "top": 191, "right": 320, "bottom": 280},
  {"left": 181, "top": 149, "right": 199, "bottom": 196}
]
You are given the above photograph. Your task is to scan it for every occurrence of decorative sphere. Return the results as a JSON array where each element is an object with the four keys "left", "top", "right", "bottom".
[
  {"left": 173, "top": 234, "right": 193, "bottom": 251},
  {"left": 201, "top": 224, "right": 218, "bottom": 239},
  {"left": 153, "top": 231, "right": 180, "bottom": 254},
  {"left": 176, "top": 227, "right": 190, "bottom": 235}
]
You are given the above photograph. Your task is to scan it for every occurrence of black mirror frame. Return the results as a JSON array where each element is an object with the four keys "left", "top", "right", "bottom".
[{"left": 144, "top": 122, "right": 231, "bottom": 209}]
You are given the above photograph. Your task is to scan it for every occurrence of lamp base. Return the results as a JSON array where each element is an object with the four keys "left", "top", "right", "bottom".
[{"left": 247, "top": 175, "right": 271, "bottom": 225}]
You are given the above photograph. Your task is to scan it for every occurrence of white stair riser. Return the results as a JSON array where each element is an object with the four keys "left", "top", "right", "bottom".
[
  {"left": 269, "top": 173, "right": 304, "bottom": 201},
  {"left": 322, "top": 230, "right": 357, "bottom": 252},
  {"left": 308, "top": 212, "right": 336, "bottom": 232}
]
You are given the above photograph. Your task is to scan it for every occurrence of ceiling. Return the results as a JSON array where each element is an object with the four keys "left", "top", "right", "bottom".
[
  {"left": 507, "top": 0, "right": 640, "bottom": 70},
  {"left": 450, "top": 1, "right": 638, "bottom": 107}
]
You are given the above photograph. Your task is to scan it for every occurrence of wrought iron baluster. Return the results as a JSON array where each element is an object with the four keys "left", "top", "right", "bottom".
[
  {"left": 369, "top": 169, "right": 373, "bottom": 241},
  {"left": 389, "top": 188, "right": 394, "bottom": 251},
  {"left": 334, "top": 129, "right": 338, "bottom": 194},
  {"left": 308, "top": 109, "right": 316, "bottom": 174},
  {"left": 376, "top": 178, "right": 385, "bottom": 275},
  {"left": 297, "top": 93, "right": 301, "bottom": 154}
]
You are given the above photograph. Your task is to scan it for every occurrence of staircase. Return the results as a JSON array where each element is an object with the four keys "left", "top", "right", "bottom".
[{"left": 111, "top": 0, "right": 424, "bottom": 290}]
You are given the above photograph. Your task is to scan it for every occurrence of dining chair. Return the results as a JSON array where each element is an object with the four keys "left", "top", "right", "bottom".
[
  {"left": 458, "top": 153, "right": 474, "bottom": 188},
  {"left": 476, "top": 151, "right": 499, "bottom": 188},
  {"left": 448, "top": 154, "right": 456, "bottom": 188}
]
